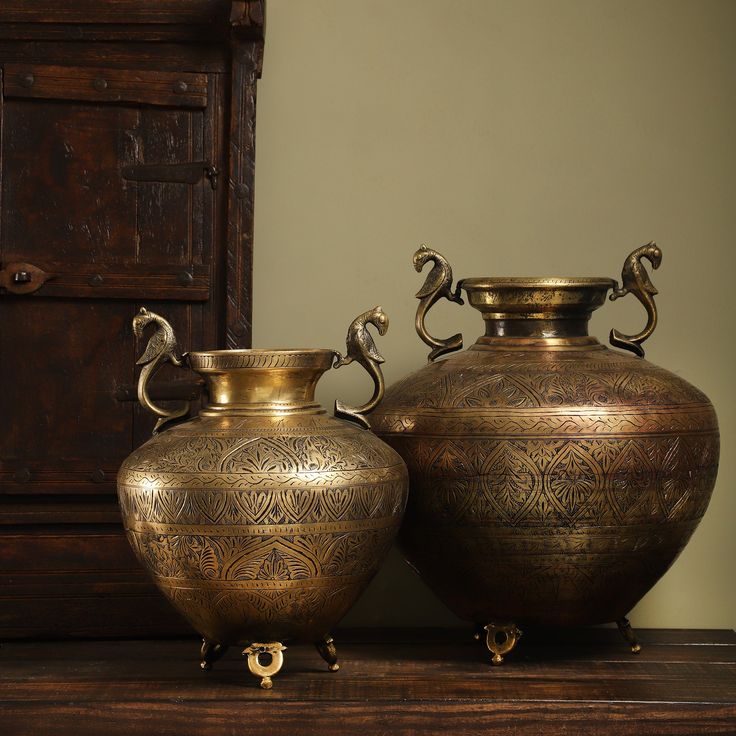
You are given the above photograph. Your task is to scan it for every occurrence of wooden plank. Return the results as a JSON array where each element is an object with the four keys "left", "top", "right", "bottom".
[
  {"left": 2, "top": 700, "right": 736, "bottom": 736},
  {"left": 0, "top": 499, "right": 123, "bottom": 525},
  {"left": 0, "top": 2, "right": 264, "bottom": 43},
  {"left": 0, "top": 632, "right": 733, "bottom": 735},
  {"left": 0, "top": 24, "right": 225, "bottom": 44},
  {"left": 0, "top": 264, "right": 210, "bottom": 303},
  {"left": 2, "top": 658, "right": 734, "bottom": 701},
  {"left": 3, "top": 64, "right": 207, "bottom": 107},
  {"left": 0, "top": 2, "right": 231, "bottom": 26},
  {"left": 0, "top": 599, "right": 189, "bottom": 639},
  {"left": 337, "top": 625, "right": 736, "bottom": 646},
  {"left": 0, "top": 42, "right": 228, "bottom": 72},
  {"left": 223, "top": 40, "right": 261, "bottom": 348}
]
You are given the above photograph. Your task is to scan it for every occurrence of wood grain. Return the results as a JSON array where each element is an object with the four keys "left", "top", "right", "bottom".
[
  {"left": 0, "top": 0, "right": 263, "bottom": 637},
  {"left": 0, "top": 629, "right": 734, "bottom": 734},
  {"left": 3, "top": 64, "right": 208, "bottom": 107}
]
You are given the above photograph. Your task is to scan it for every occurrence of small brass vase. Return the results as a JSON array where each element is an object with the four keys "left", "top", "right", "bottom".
[
  {"left": 370, "top": 244, "right": 719, "bottom": 664},
  {"left": 117, "top": 306, "right": 408, "bottom": 687}
]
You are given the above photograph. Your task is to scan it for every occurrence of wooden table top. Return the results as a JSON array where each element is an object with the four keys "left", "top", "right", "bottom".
[{"left": 1, "top": 627, "right": 734, "bottom": 735}]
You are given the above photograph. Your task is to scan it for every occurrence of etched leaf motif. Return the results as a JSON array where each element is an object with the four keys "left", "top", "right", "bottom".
[
  {"left": 320, "top": 488, "right": 354, "bottom": 520},
  {"left": 257, "top": 549, "right": 292, "bottom": 580},
  {"left": 227, "top": 438, "right": 303, "bottom": 474},
  {"left": 545, "top": 443, "right": 603, "bottom": 520},
  {"left": 479, "top": 443, "right": 541, "bottom": 524},
  {"left": 455, "top": 374, "right": 542, "bottom": 409},
  {"left": 658, "top": 437, "right": 693, "bottom": 519},
  {"left": 607, "top": 440, "right": 657, "bottom": 521},
  {"left": 199, "top": 542, "right": 220, "bottom": 580},
  {"left": 234, "top": 490, "right": 272, "bottom": 524},
  {"left": 276, "top": 489, "right": 315, "bottom": 522},
  {"left": 429, "top": 441, "right": 472, "bottom": 476},
  {"left": 425, "top": 479, "right": 472, "bottom": 523}
]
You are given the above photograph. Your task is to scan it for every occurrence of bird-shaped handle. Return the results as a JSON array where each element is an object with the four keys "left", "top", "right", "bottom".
[
  {"left": 609, "top": 243, "right": 662, "bottom": 357},
  {"left": 133, "top": 307, "right": 191, "bottom": 434},
  {"left": 333, "top": 306, "right": 389, "bottom": 429},
  {"left": 413, "top": 245, "right": 464, "bottom": 361}
]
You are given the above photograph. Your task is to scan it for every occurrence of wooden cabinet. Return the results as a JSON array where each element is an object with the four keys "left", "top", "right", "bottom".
[{"left": 0, "top": 1, "right": 264, "bottom": 637}]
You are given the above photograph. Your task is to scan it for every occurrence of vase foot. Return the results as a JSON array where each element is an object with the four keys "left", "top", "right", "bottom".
[
  {"left": 616, "top": 616, "right": 642, "bottom": 654},
  {"left": 199, "top": 639, "right": 227, "bottom": 671},
  {"left": 315, "top": 635, "right": 340, "bottom": 672},
  {"left": 484, "top": 622, "right": 522, "bottom": 665},
  {"left": 243, "top": 642, "right": 286, "bottom": 688}
]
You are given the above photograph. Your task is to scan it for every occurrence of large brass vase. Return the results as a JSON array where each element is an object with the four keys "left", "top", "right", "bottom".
[
  {"left": 370, "top": 245, "right": 719, "bottom": 663},
  {"left": 117, "top": 307, "right": 408, "bottom": 687}
]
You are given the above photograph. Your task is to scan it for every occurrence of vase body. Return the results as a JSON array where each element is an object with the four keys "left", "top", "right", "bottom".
[
  {"left": 371, "top": 274, "right": 719, "bottom": 629},
  {"left": 118, "top": 347, "right": 408, "bottom": 646}
]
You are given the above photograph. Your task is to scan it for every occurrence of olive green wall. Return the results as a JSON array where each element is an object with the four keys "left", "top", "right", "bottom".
[{"left": 253, "top": 0, "right": 735, "bottom": 628}]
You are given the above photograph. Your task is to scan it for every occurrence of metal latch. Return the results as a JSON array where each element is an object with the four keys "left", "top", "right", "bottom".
[
  {"left": 121, "top": 161, "right": 219, "bottom": 190},
  {"left": 0, "top": 262, "right": 53, "bottom": 295}
]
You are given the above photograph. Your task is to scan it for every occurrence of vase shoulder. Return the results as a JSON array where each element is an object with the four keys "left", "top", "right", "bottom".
[
  {"left": 372, "top": 342, "right": 716, "bottom": 426},
  {"left": 120, "top": 412, "right": 406, "bottom": 481}
]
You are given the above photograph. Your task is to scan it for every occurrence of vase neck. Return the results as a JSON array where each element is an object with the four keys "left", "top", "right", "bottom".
[
  {"left": 460, "top": 277, "right": 615, "bottom": 342},
  {"left": 186, "top": 349, "right": 336, "bottom": 415}
]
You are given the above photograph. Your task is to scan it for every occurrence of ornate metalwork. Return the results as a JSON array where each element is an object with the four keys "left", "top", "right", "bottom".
[
  {"left": 243, "top": 642, "right": 286, "bottom": 689},
  {"left": 200, "top": 639, "right": 227, "bottom": 671},
  {"left": 118, "top": 308, "right": 408, "bottom": 686},
  {"left": 413, "top": 245, "right": 464, "bottom": 361},
  {"left": 315, "top": 635, "right": 340, "bottom": 672},
  {"left": 0, "top": 261, "right": 53, "bottom": 295},
  {"left": 334, "top": 306, "right": 389, "bottom": 428},
  {"left": 370, "top": 246, "right": 719, "bottom": 664},
  {"left": 609, "top": 242, "right": 662, "bottom": 357},
  {"left": 485, "top": 623, "right": 522, "bottom": 665},
  {"left": 133, "top": 307, "right": 190, "bottom": 433}
]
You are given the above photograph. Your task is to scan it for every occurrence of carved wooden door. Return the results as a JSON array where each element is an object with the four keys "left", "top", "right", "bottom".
[
  {"left": 0, "top": 0, "right": 263, "bottom": 639},
  {"left": 0, "top": 64, "right": 220, "bottom": 635}
]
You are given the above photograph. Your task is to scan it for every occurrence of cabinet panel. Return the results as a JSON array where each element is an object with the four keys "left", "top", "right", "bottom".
[
  {"left": 3, "top": 100, "right": 138, "bottom": 263},
  {"left": 0, "top": 1, "right": 263, "bottom": 638},
  {"left": 1, "top": 91, "right": 211, "bottom": 270},
  {"left": 1, "top": 299, "right": 134, "bottom": 468},
  {"left": 0, "top": 66, "right": 216, "bottom": 499}
]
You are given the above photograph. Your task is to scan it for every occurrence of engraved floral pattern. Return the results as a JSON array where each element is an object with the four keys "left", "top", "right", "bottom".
[
  {"left": 370, "top": 339, "right": 719, "bottom": 625},
  {"left": 118, "top": 412, "right": 408, "bottom": 643}
]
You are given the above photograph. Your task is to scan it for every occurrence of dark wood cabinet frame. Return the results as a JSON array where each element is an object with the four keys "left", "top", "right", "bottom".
[{"left": 0, "top": 1, "right": 264, "bottom": 637}]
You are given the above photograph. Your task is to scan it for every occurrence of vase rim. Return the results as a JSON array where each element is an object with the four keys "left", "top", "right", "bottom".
[
  {"left": 461, "top": 277, "right": 616, "bottom": 337},
  {"left": 461, "top": 277, "right": 616, "bottom": 290},
  {"left": 188, "top": 348, "right": 336, "bottom": 373}
]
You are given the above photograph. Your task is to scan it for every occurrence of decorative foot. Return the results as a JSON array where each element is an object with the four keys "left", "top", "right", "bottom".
[
  {"left": 617, "top": 616, "right": 642, "bottom": 654},
  {"left": 243, "top": 642, "right": 286, "bottom": 689},
  {"left": 484, "top": 622, "right": 522, "bottom": 665},
  {"left": 200, "top": 639, "right": 227, "bottom": 671},
  {"left": 315, "top": 635, "right": 340, "bottom": 672}
]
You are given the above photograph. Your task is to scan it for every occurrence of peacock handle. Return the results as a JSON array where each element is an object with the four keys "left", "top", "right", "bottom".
[
  {"left": 333, "top": 306, "right": 389, "bottom": 429},
  {"left": 609, "top": 242, "right": 662, "bottom": 358},
  {"left": 413, "top": 245, "right": 464, "bottom": 361},
  {"left": 133, "top": 307, "right": 191, "bottom": 434}
]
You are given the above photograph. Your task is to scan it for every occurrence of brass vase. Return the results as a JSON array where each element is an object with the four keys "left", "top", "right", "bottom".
[
  {"left": 370, "top": 244, "right": 719, "bottom": 663},
  {"left": 117, "top": 306, "right": 407, "bottom": 687}
]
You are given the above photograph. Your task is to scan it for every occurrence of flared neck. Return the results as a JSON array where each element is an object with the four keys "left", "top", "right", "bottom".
[
  {"left": 461, "top": 277, "right": 615, "bottom": 342},
  {"left": 187, "top": 349, "right": 336, "bottom": 415}
]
